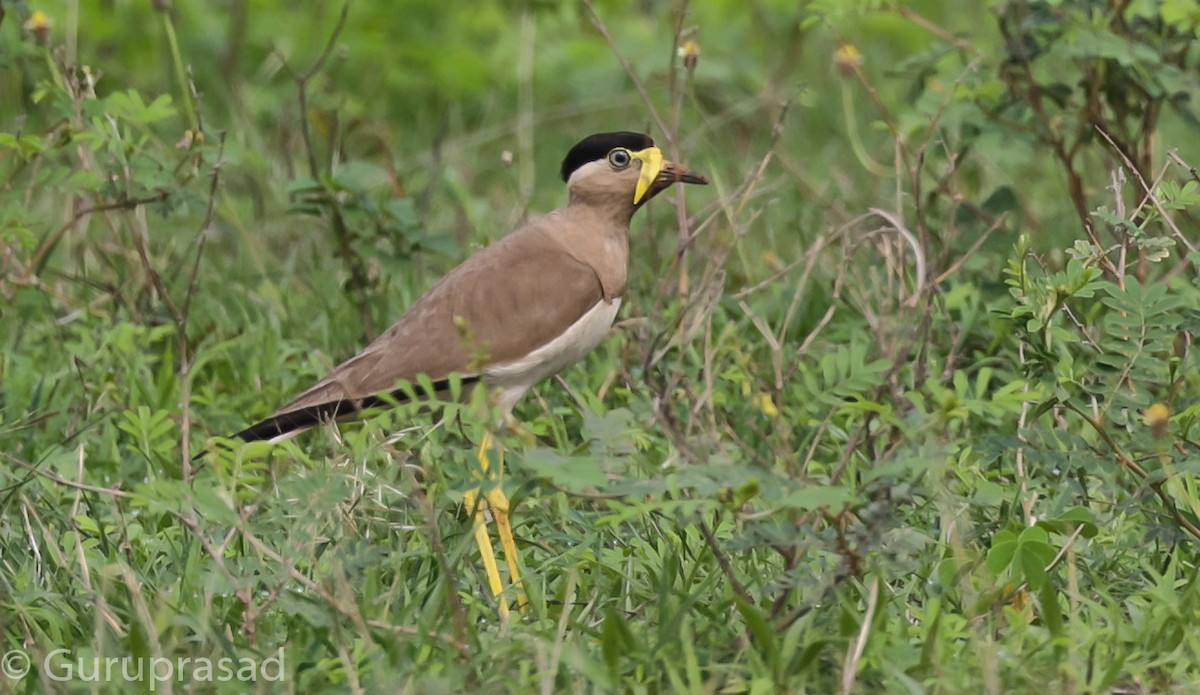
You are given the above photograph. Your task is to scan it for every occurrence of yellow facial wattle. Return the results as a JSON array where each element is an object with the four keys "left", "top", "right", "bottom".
[{"left": 631, "top": 147, "right": 664, "bottom": 204}]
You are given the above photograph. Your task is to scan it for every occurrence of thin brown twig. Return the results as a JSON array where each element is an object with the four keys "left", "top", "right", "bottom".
[
  {"left": 697, "top": 516, "right": 754, "bottom": 604},
  {"left": 908, "top": 60, "right": 983, "bottom": 255},
  {"left": 667, "top": 0, "right": 692, "bottom": 296},
  {"left": 275, "top": 2, "right": 373, "bottom": 339},
  {"left": 2, "top": 451, "right": 131, "bottom": 498},
  {"left": 237, "top": 525, "right": 468, "bottom": 650},
  {"left": 179, "top": 132, "right": 225, "bottom": 471},
  {"left": 1062, "top": 401, "right": 1200, "bottom": 542},
  {"left": 841, "top": 576, "right": 880, "bottom": 695},
  {"left": 893, "top": 6, "right": 983, "bottom": 55},
  {"left": 23, "top": 192, "right": 171, "bottom": 279},
  {"left": 402, "top": 453, "right": 469, "bottom": 646},
  {"left": 278, "top": 1, "right": 351, "bottom": 181},
  {"left": 1003, "top": 26, "right": 1118, "bottom": 279},
  {"left": 655, "top": 102, "right": 789, "bottom": 348},
  {"left": 580, "top": 0, "right": 671, "bottom": 139},
  {"left": 932, "top": 212, "right": 1007, "bottom": 285},
  {"left": 1166, "top": 150, "right": 1200, "bottom": 185},
  {"left": 1096, "top": 126, "right": 1198, "bottom": 256}
]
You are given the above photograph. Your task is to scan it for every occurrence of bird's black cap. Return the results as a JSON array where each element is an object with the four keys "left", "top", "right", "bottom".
[{"left": 560, "top": 131, "right": 654, "bottom": 182}]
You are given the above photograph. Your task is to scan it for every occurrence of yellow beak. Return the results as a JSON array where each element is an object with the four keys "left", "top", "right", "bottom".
[{"left": 631, "top": 147, "right": 664, "bottom": 204}]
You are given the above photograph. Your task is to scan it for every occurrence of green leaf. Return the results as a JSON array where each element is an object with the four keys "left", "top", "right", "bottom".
[
  {"left": 983, "top": 185, "right": 1019, "bottom": 215},
  {"left": 285, "top": 176, "right": 323, "bottom": 195},
  {"left": 331, "top": 161, "right": 390, "bottom": 192},
  {"left": 191, "top": 486, "right": 241, "bottom": 526},
  {"left": 986, "top": 530, "right": 1019, "bottom": 575},
  {"left": 1016, "top": 525, "right": 1049, "bottom": 545},
  {"left": 73, "top": 515, "right": 102, "bottom": 536},
  {"left": 601, "top": 606, "right": 634, "bottom": 677},
  {"left": 518, "top": 448, "right": 608, "bottom": 490},
  {"left": 1018, "top": 546, "right": 1048, "bottom": 590},
  {"left": 735, "top": 595, "right": 779, "bottom": 670},
  {"left": 1038, "top": 580, "right": 1065, "bottom": 644},
  {"left": 776, "top": 485, "right": 856, "bottom": 511},
  {"left": 103, "top": 89, "right": 176, "bottom": 124},
  {"left": 1038, "top": 506, "right": 1099, "bottom": 539},
  {"left": 384, "top": 198, "right": 419, "bottom": 228}
]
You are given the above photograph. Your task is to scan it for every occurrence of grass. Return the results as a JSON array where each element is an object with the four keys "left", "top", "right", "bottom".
[{"left": 4, "top": 1, "right": 1200, "bottom": 693}]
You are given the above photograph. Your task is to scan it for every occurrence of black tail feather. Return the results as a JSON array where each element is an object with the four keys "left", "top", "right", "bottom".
[
  {"left": 193, "top": 375, "right": 482, "bottom": 459},
  {"left": 233, "top": 396, "right": 361, "bottom": 443}
]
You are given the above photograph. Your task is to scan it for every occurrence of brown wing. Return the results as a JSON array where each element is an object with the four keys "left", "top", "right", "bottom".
[{"left": 234, "top": 220, "right": 604, "bottom": 441}]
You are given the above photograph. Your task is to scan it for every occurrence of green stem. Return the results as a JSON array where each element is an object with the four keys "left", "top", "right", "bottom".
[
  {"left": 158, "top": 8, "right": 198, "bottom": 131},
  {"left": 41, "top": 44, "right": 67, "bottom": 93}
]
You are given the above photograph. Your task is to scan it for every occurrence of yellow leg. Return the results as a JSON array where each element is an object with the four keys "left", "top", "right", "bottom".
[
  {"left": 469, "top": 431, "right": 528, "bottom": 614},
  {"left": 486, "top": 483, "right": 528, "bottom": 612},
  {"left": 463, "top": 485, "right": 510, "bottom": 621}
]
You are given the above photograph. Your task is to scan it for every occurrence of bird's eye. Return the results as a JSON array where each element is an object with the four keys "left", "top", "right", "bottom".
[{"left": 607, "top": 148, "right": 632, "bottom": 169}]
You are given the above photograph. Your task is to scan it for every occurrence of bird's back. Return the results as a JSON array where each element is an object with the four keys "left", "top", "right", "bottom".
[{"left": 237, "top": 214, "right": 607, "bottom": 440}]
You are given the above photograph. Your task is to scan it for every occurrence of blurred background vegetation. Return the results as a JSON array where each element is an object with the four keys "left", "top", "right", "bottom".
[{"left": 4, "top": 0, "right": 1200, "bottom": 692}]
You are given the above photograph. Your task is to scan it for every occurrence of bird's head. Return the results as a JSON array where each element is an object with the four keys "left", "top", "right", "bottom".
[{"left": 561, "top": 131, "right": 707, "bottom": 211}]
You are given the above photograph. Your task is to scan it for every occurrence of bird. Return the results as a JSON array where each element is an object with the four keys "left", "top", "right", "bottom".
[{"left": 213, "top": 131, "right": 707, "bottom": 616}]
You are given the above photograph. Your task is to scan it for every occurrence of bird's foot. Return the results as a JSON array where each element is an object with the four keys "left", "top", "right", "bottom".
[{"left": 466, "top": 430, "right": 528, "bottom": 617}]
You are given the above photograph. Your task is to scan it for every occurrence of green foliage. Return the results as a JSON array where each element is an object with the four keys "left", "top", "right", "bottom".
[{"left": 4, "top": 0, "right": 1200, "bottom": 693}]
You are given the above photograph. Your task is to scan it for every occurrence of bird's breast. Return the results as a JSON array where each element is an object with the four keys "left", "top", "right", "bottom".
[{"left": 484, "top": 298, "right": 622, "bottom": 411}]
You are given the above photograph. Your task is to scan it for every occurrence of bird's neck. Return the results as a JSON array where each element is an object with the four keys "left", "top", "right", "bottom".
[{"left": 559, "top": 202, "right": 632, "bottom": 300}]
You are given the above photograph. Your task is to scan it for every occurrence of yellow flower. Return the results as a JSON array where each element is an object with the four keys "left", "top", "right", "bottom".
[
  {"left": 1143, "top": 403, "right": 1170, "bottom": 437},
  {"left": 752, "top": 392, "right": 779, "bottom": 418},
  {"left": 24, "top": 10, "right": 51, "bottom": 42},
  {"left": 834, "top": 44, "right": 863, "bottom": 76},
  {"left": 678, "top": 39, "right": 700, "bottom": 71}
]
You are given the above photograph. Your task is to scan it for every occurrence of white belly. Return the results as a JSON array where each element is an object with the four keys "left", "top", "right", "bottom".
[{"left": 485, "top": 298, "right": 621, "bottom": 412}]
